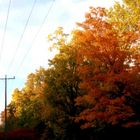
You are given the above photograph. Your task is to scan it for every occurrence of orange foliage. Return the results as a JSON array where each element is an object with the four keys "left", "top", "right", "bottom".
[{"left": 74, "top": 7, "right": 140, "bottom": 129}]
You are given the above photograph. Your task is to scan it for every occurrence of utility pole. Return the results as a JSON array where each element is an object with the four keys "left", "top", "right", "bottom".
[{"left": 0, "top": 75, "right": 15, "bottom": 140}]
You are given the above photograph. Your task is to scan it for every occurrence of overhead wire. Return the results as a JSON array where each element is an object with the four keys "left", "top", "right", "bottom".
[
  {"left": 7, "top": 0, "right": 37, "bottom": 74},
  {"left": 0, "top": 0, "right": 12, "bottom": 68},
  {"left": 14, "top": 0, "right": 55, "bottom": 76}
]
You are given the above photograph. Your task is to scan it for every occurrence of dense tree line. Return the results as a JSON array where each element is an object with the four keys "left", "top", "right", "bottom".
[{"left": 0, "top": 0, "right": 140, "bottom": 139}]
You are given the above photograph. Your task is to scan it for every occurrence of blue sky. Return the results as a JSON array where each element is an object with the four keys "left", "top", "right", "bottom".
[{"left": 0, "top": 0, "right": 122, "bottom": 113}]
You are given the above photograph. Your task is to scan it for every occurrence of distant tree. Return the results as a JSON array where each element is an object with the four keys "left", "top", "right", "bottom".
[{"left": 3, "top": 68, "right": 48, "bottom": 130}]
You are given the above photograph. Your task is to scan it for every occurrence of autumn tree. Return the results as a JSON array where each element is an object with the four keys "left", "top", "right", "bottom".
[
  {"left": 73, "top": 7, "right": 140, "bottom": 130},
  {"left": 43, "top": 27, "right": 84, "bottom": 140},
  {"left": 3, "top": 67, "right": 48, "bottom": 130},
  {"left": 3, "top": 28, "right": 83, "bottom": 138},
  {"left": 108, "top": 0, "right": 140, "bottom": 33}
]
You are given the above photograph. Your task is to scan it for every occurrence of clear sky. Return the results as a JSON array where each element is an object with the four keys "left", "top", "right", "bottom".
[{"left": 0, "top": 0, "right": 122, "bottom": 113}]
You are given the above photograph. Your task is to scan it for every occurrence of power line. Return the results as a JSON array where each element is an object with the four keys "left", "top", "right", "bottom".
[
  {"left": 7, "top": 0, "right": 37, "bottom": 74},
  {"left": 0, "top": 0, "right": 12, "bottom": 65},
  {"left": 14, "top": 0, "right": 55, "bottom": 75}
]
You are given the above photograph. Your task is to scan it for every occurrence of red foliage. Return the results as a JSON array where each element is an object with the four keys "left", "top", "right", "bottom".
[
  {"left": 0, "top": 128, "right": 37, "bottom": 140},
  {"left": 74, "top": 7, "right": 140, "bottom": 129}
]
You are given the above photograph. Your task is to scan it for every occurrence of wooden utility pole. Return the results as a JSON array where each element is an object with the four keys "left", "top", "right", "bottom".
[{"left": 0, "top": 75, "right": 15, "bottom": 140}]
